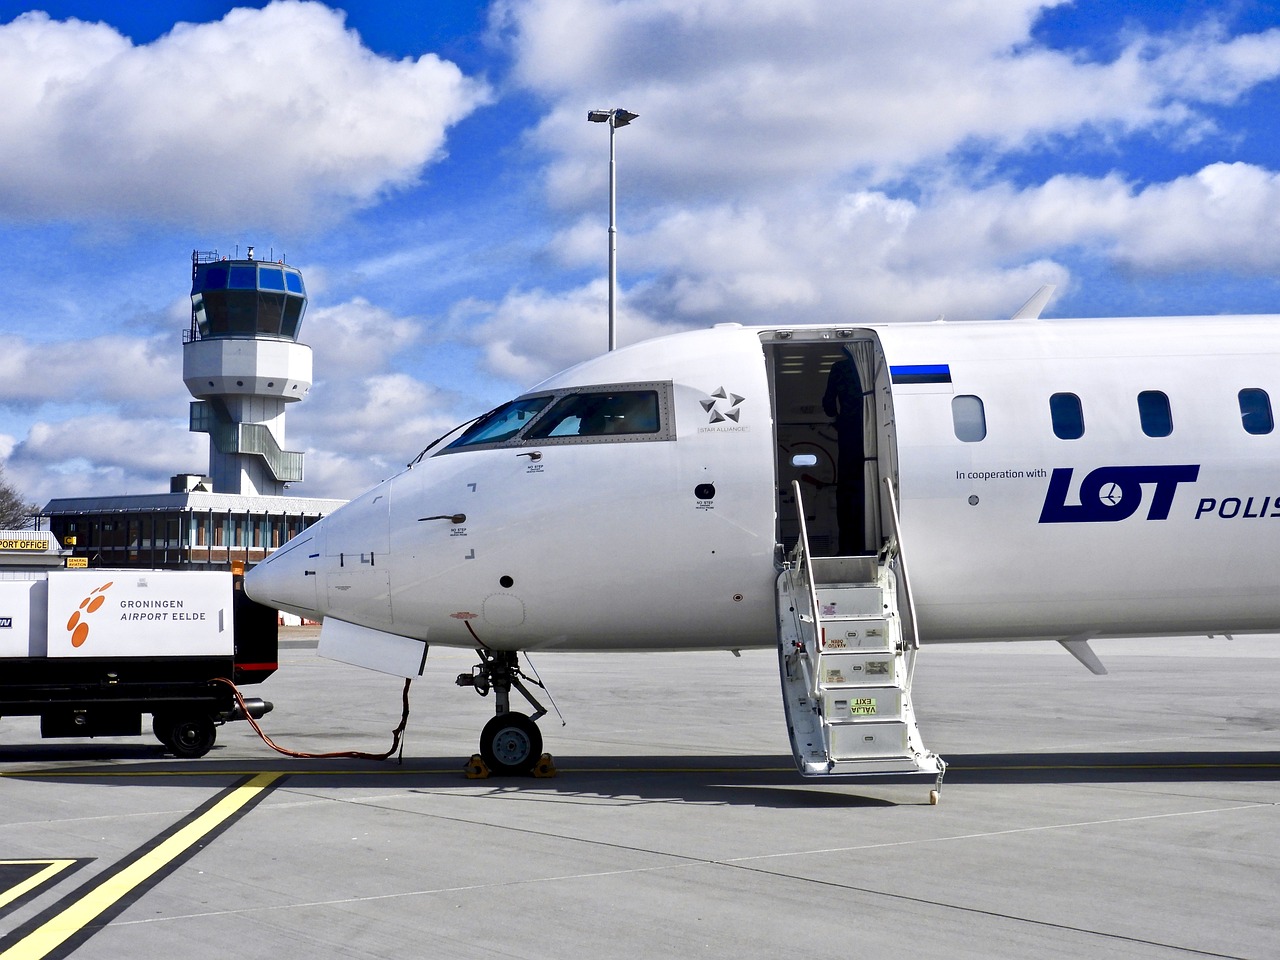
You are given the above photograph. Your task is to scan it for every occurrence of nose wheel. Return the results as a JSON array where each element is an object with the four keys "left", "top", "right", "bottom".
[
  {"left": 458, "top": 648, "right": 549, "bottom": 777},
  {"left": 480, "top": 712, "right": 543, "bottom": 775}
]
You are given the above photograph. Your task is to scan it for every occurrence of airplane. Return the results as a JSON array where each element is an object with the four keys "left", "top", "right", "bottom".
[{"left": 245, "top": 293, "right": 1280, "bottom": 786}]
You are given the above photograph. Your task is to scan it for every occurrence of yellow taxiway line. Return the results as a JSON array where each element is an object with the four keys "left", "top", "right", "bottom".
[
  {"left": 0, "top": 864, "right": 81, "bottom": 915},
  {"left": 0, "top": 772, "right": 281, "bottom": 960}
]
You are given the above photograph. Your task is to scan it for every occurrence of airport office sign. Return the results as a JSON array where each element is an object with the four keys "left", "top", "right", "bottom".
[{"left": 0, "top": 538, "right": 50, "bottom": 551}]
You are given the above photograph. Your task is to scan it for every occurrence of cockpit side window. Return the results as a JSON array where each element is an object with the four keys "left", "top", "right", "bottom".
[
  {"left": 526, "top": 391, "right": 660, "bottom": 439},
  {"left": 435, "top": 381, "right": 675, "bottom": 455},
  {"left": 445, "top": 396, "right": 553, "bottom": 449}
]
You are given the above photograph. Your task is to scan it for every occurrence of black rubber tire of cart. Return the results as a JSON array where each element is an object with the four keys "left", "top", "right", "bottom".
[
  {"left": 151, "top": 713, "right": 174, "bottom": 749},
  {"left": 153, "top": 712, "right": 217, "bottom": 759}
]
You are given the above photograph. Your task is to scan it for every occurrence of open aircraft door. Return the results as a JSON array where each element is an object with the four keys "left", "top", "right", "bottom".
[{"left": 766, "top": 331, "right": 943, "bottom": 796}]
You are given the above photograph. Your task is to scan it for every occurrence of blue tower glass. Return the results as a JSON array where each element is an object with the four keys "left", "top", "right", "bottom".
[{"left": 191, "top": 256, "right": 307, "bottom": 341}]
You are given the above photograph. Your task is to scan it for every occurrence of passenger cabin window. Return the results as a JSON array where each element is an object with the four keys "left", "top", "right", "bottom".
[
  {"left": 526, "top": 390, "right": 660, "bottom": 439},
  {"left": 1049, "top": 392, "right": 1084, "bottom": 440},
  {"left": 952, "top": 395, "right": 986, "bottom": 442},
  {"left": 446, "top": 396, "right": 553, "bottom": 449},
  {"left": 1239, "top": 388, "right": 1274, "bottom": 435},
  {"left": 1137, "top": 390, "right": 1173, "bottom": 438}
]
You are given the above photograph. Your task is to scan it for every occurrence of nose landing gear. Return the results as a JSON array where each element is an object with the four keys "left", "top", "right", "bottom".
[{"left": 456, "top": 647, "right": 549, "bottom": 776}]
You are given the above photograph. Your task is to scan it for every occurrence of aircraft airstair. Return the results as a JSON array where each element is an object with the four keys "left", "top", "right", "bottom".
[{"left": 777, "top": 481, "right": 945, "bottom": 800}]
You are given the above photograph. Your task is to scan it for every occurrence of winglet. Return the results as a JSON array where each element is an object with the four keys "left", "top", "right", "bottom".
[
  {"left": 1011, "top": 284, "right": 1056, "bottom": 320},
  {"left": 1059, "top": 636, "right": 1107, "bottom": 675}
]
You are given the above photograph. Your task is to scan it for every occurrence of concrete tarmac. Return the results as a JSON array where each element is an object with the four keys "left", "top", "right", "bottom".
[{"left": 1, "top": 633, "right": 1277, "bottom": 959}]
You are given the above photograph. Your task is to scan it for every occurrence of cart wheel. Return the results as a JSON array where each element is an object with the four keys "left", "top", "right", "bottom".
[
  {"left": 156, "top": 713, "right": 217, "bottom": 759},
  {"left": 152, "top": 714, "right": 174, "bottom": 749}
]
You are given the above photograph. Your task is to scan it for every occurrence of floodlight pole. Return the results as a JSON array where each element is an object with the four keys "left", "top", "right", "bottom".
[
  {"left": 588, "top": 108, "right": 637, "bottom": 351},
  {"left": 607, "top": 119, "right": 618, "bottom": 352}
]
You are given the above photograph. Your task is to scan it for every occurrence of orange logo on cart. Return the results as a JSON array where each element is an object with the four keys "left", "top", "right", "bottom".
[{"left": 66, "top": 581, "right": 114, "bottom": 648}]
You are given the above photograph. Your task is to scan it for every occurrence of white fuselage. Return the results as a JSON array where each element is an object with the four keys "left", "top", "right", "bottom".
[
  {"left": 879, "top": 317, "right": 1280, "bottom": 640},
  {"left": 246, "top": 316, "right": 1280, "bottom": 652}
]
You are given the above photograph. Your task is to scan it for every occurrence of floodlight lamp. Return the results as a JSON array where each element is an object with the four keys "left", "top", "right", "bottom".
[
  {"left": 612, "top": 109, "right": 638, "bottom": 127},
  {"left": 587, "top": 110, "right": 611, "bottom": 123}
]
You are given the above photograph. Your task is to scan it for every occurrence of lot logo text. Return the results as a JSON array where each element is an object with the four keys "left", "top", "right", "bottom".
[{"left": 1039, "top": 465, "right": 1200, "bottom": 523}]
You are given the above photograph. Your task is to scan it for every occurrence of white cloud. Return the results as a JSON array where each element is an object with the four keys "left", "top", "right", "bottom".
[
  {"left": 288, "top": 381, "right": 458, "bottom": 496},
  {"left": 0, "top": 2, "right": 490, "bottom": 228},
  {"left": 5, "top": 413, "right": 204, "bottom": 503},
  {"left": 303, "top": 297, "right": 423, "bottom": 382},
  {"left": 0, "top": 297, "right": 456, "bottom": 502},
  {"left": 0, "top": 334, "right": 186, "bottom": 409},
  {"left": 1108, "top": 163, "right": 1280, "bottom": 273},
  {"left": 444, "top": 150, "right": 1280, "bottom": 380},
  {"left": 499, "top": 0, "right": 1280, "bottom": 204},
  {"left": 0, "top": 329, "right": 199, "bottom": 501},
  {"left": 296, "top": 370, "right": 454, "bottom": 451},
  {"left": 1146, "top": 20, "right": 1280, "bottom": 105},
  {"left": 576, "top": 190, "right": 1068, "bottom": 328},
  {"left": 613, "top": 163, "right": 1280, "bottom": 329},
  {"left": 279, "top": 297, "right": 472, "bottom": 496},
  {"left": 19, "top": 415, "right": 201, "bottom": 473},
  {"left": 898, "top": 163, "right": 1280, "bottom": 276},
  {"left": 455, "top": 0, "right": 1280, "bottom": 387},
  {"left": 289, "top": 370, "right": 466, "bottom": 498},
  {"left": 297, "top": 448, "right": 383, "bottom": 500},
  {"left": 451, "top": 279, "right": 673, "bottom": 384}
]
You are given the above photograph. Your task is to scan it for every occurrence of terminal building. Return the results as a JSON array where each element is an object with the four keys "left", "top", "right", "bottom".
[{"left": 42, "top": 249, "right": 346, "bottom": 570}]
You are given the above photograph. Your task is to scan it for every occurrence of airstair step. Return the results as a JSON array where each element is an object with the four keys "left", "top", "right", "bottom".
[
  {"left": 811, "top": 555, "right": 878, "bottom": 585},
  {"left": 814, "top": 584, "right": 885, "bottom": 620},
  {"left": 823, "top": 686, "right": 904, "bottom": 721},
  {"left": 819, "top": 651, "right": 900, "bottom": 685},
  {"left": 820, "top": 619, "right": 892, "bottom": 651},
  {"left": 820, "top": 756, "right": 945, "bottom": 777},
  {"left": 829, "top": 719, "right": 911, "bottom": 760}
]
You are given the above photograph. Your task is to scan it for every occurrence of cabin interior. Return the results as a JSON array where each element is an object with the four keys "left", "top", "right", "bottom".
[{"left": 765, "top": 333, "right": 897, "bottom": 560}]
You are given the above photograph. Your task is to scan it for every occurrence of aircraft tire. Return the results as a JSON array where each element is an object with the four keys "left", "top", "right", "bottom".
[
  {"left": 155, "top": 712, "right": 217, "bottom": 759},
  {"left": 480, "top": 712, "right": 542, "bottom": 776}
]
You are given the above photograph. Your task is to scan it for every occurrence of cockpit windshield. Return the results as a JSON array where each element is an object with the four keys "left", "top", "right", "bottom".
[
  {"left": 436, "top": 382, "right": 675, "bottom": 455},
  {"left": 445, "top": 396, "right": 553, "bottom": 449}
]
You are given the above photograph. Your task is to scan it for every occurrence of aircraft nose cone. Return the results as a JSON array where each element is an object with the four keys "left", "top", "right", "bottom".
[{"left": 245, "top": 524, "right": 323, "bottom": 619}]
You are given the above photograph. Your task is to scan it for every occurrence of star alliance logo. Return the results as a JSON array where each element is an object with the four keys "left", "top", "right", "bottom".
[{"left": 701, "top": 387, "right": 745, "bottom": 424}]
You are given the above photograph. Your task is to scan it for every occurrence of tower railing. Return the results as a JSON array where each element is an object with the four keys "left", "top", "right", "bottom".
[
  {"left": 237, "top": 423, "right": 304, "bottom": 482},
  {"left": 190, "top": 402, "right": 304, "bottom": 482}
]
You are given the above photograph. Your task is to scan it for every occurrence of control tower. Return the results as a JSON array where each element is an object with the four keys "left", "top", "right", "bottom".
[{"left": 183, "top": 249, "right": 312, "bottom": 496}]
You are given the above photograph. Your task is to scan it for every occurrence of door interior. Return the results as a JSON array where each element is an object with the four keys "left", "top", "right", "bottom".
[{"left": 766, "top": 333, "right": 897, "bottom": 558}]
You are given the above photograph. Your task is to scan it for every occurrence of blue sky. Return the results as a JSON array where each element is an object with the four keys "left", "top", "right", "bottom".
[{"left": 1, "top": 0, "right": 1279, "bottom": 505}]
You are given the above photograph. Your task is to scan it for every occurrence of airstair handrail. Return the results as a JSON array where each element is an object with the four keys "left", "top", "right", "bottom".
[
  {"left": 789, "top": 480, "right": 823, "bottom": 661},
  {"left": 881, "top": 477, "right": 923, "bottom": 651}
]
